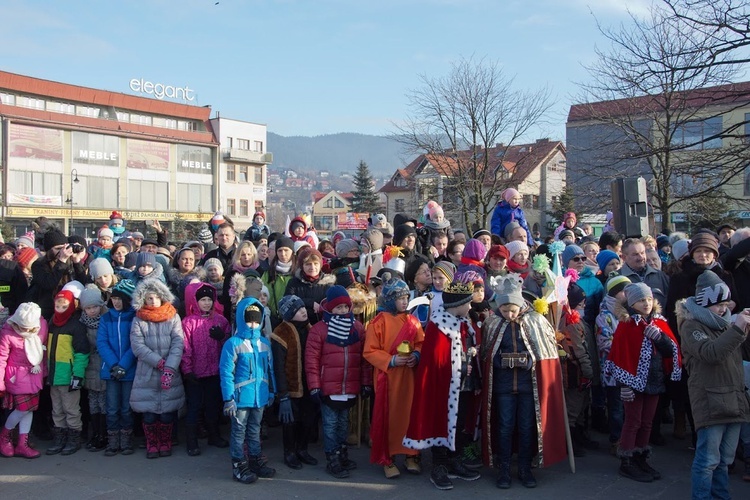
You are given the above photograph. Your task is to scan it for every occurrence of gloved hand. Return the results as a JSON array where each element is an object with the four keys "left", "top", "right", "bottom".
[
  {"left": 223, "top": 399, "right": 237, "bottom": 418},
  {"left": 360, "top": 385, "right": 373, "bottom": 399},
  {"left": 110, "top": 365, "right": 127, "bottom": 381},
  {"left": 621, "top": 386, "right": 635, "bottom": 403},
  {"left": 209, "top": 325, "right": 225, "bottom": 341},
  {"left": 643, "top": 324, "right": 662, "bottom": 340},
  {"left": 161, "top": 368, "right": 175, "bottom": 390},
  {"left": 309, "top": 388, "right": 321, "bottom": 405},
  {"left": 579, "top": 377, "right": 592, "bottom": 391},
  {"left": 183, "top": 372, "right": 198, "bottom": 385},
  {"left": 69, "top": 376, "right": 83, "bottom": 392},
  {"left": 30, "top": 365, "right": 42, "bottom": 375},
  {"left": 278, "top": 398, "right": 294, "bottom": 424},
  {"left": 156, "top": 358, "right": 166, "bottom": 372}
]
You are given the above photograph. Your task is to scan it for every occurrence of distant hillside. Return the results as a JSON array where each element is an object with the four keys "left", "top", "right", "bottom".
[{"left": 267, "top": 132, "right": 409, "bottom": 176}]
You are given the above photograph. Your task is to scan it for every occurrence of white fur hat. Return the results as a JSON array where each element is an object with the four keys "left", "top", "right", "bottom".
[{"left": 8, "top": 302, "right": 41, "bottom": 329}]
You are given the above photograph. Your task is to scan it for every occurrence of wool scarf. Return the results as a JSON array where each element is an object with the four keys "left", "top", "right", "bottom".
[
  {"left": 80, "top": 312, "right": 101, "bottom": 330},
  {"left": 322, "top": 311, "right": 358, "bottom": 346},
  {"left": 685, "top": 297, "right": 731, "bottom": 331},
  {"left": 15, "top": 325, "right": 44, "bottom": 369},
  {"left": 52, "top": 303, "right": 75, "bottom": 327},
  {"left": 275, "top": 260, "right": 292, "bottom": 275},
  {"left": 233, "top": 260, "right": 259, "bottom": 274},
  {"left": 136, "top": 302, "right": 177, "bottom": 323}
]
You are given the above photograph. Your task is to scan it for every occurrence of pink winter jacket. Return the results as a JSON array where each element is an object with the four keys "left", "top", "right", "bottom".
[
  {"left": 180, "top": 282, "right": 230, "bottom": 379},
  {"left": 0, "top": 320, "right": 49, "bottom": 395}
]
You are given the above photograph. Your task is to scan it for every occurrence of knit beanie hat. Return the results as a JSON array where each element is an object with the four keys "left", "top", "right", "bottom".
[
  {"left": 297, "top": 247, "right": 322, "bottom": 268},
  {"left": 562, "top": 244, "right": 585, "bottom": 267},
  {"left": 254, "top": 211, "right": 266, "bottom": 221},
  {"left": 15, "top": 247, "right": 38, "bottom": 270},
  {"left": 275, "top": 236, "right": 294, "bottom": 253},
  {"left": 404, "top": 256, "right": 429, "bottom": 285},
  {"left": 111, "top": 279, "right": 136, "bottom": 300},
  {"left": 79, "top": 285, "right": 105, "bottom": 309},
  {"left": 136, "top": 252, "right": 157, "bottom": 268},
  {"left": 293, "top": 241, "right": 311, "bottom": 254},
  {"left": 596, "top": 250, "right": 620, "bottom": 272},
  {"left": 432, "top": 261, "right": 456, "bottom": 282},
  {"left": 89, "top": 258, "right": 114, "bottom": 280},
  {"left": 624, "top": 282, "right": 652, "bottom": 307},
  {"left": 656, "top": 235, "right": 670, "bottom": 250},
  {"left": 493, "top": 275, "right": 525, "bottom": 308},
  {"left": 606, "top": 275, "right": 631, "bottom": 297},
  {"left": 361, "top": 228, "right": 384, "bottom": 252},
  {"left": 194, "top": 283, "right": 215, "bottom": 303},
  {"left": 488, "top": 245, "right": 510, "bottom": 261},
  {"left": 279, "top": 295, "right": 305, "bottom": 322},
  {"left": 694, "top": 270, "right": 731, "bottom": 307},
  {"left": 504, "top": 240, "right": 528, "bottom": 260},
  {"left": 321, "top": 285, "right": 352, "bottom": 313},
  {"left": 672, "top": 239, "right": 691, "bottom": 260},
  {"left": 130, "top": 231, "right": 144, "bottom": 240},
  {"left": 689, "top": 232, "right": 719, "bottom": 257},
  {"left": 43, "top": 229, "right": 68, "bottom": 251},
  {"left": 379, "top": 278, "right": 410, "bottom": 313},
  {"left": 503, "top": 221, "right": 522, "bottom": 240},
  {"left": 503, "top": 188, "right": 520, "bottom": 203},
  {"left": 472, "top": 229, "right": 491, "bottom": 240},
  {"left": 369, "top": 213, "right": 387, "bottom": 227},
  {"left": 62, "top": 280, "right": 84, "bottom": 299},
  {"left": 109, "top": 210, "right": 124, "bottom": 226},
  {"left": 393, "top": 224, "right": 417, "bottom": 246},
  {"left": 198, "top": 224, "right": 213, "bottom": 244},
  {"left": 55, "top": 289, "right": 75, "bottom": 306},
  {"left": 16, "top": 231, "right": 35, "bottom": 249},
  {"left": 8, "top": 302, "right": 41, "bottom": 330},
  {"left": 442, "top": 279, "right": 474, "bottom": 309},
  {"left": 244, "top": 303, "right": 263, "bottom": 324},
  {"left": 290, "top": 219, "right": 305, "bottom": 234},
  {"left": 567, "top": 282, "right": 586, "bottom": 309},
  {"left": 564, "top": 212, "right": 577, "bottom": 224},
  {"left": 98, "top": 226, "right": 114, "bottom": 239},
  {"left": 204, "top": 258, "right": 224, "bottom": 275},
  {"left": 463, "top": 238, "right": 487, "bottom": 261},
  {"left": 335, "top": 239, "right": 360, "bottom": 258}
]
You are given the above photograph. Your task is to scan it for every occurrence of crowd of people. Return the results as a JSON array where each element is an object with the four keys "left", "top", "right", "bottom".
[{"left": 0, "top": 195, "right": 749, "bottom": 498}]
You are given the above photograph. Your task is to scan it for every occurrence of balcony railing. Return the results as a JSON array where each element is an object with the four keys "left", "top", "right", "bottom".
[{"left": 222, "top": 148, "right": 273, "bottom": 164}]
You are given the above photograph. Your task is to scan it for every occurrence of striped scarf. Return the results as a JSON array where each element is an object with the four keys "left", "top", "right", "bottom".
[{"left": 322, "top": 311, "right": 358, "bottom": 346}]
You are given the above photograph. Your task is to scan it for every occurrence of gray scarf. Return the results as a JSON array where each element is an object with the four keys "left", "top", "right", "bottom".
[{"left": 685, "top": 297, "right": 730, "bottom": 331}]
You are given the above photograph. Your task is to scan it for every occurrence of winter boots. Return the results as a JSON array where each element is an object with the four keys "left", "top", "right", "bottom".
[
  {"left": 232, "top": 458, "right": 258, "bottom": 484},
  {"left": 326, "top": 449, "right": 349, "bottom": 479},
  {"left": 157, "top": 422, "right": 173, "bottom": 457},
  {"left": 14, "top": 433, "right": 41, "bottom": 458},
  {"left": 105, "top": 430, "right": 120, "bottom": 456},
  {"left": 339, "top": 444, "right": 357, "bottom": 470},
  {"left": 0, "top": 426, "right": 14, "bottom": 457},
  {"left": 619, "top": 456, "right": 654, "bottom": 483},
  {"left": 247, "top": 454, "right": 276, "bottom": 478},
  {"left": 633, "top": 449, "right": 661, "bottom": 480},
  {"left": 186, "top": 424, "right": 201, "bottom": 456},
  {"left": 120, "top": 429, "right": 134, "bottom": 455},
  {"left": 61, "top": 429, "right": 81, "bottom": 455},
  {"left": 143, "top": 422, "right": 159, "bottom": 459},
  {"left": 87, "top": 414, "right": 107, "bottom": 452},
  {"left": 46, "top": 427, "right": 67, "bottom": 455}
]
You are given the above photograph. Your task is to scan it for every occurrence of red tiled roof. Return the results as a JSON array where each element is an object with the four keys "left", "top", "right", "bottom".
[{"left": 568, "top": 80, "right": 750, "bottom": 123}]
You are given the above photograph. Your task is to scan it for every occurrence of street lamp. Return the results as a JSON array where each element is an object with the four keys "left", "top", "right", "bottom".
[{"left": 64, "top": 169, "right": 80, "bottom": 234}]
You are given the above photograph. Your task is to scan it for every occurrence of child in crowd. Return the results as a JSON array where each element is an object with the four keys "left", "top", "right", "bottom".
[
  {"left": 262, "top": 236, "right": 296, "bottom": 328},
  {"left": 480, "top": 276, "right": 568, "bottom": 489},
  {"left": 246, "top": 211, "right": 271, "bottom": 243},
  {"left": 181, "top": 282, "right": 230, "bottom": 456},
  {"left": 221, "top": 297, "right": 276, "bottom": 484},
  {"left": 289, "top": 216, "right": 316, "bottom": 247},
  {"left": 430, "top": 261, "right": 456, "bottom": 311},
  {"left": 505, "top": 241, "right": 531, "bottom": 278},
  {"left": 272, "top": 295, "right": 318, "bottom": 469},
  {"left": 79, "top": 285, "right": 108, "bottom": 452},
  {"left": 89, "top": 258, "right": 118, "bottom": 303},
  {"left": 0, "top": 303, "right": 48, "bottom": 459},
  {"left": 46, "top": 290, "right": 90, "bottom": 456},
  {"left": 90, "top": 226, "right": 115, "bottom": 260},
  {"left": 486, "top": 245, "right": 509, "bottom": 279},
  {"left": 204, "top": 258, "right": 225, "bottom": 300},
  {"left": 581, "top": 240, "right": 600, "bottom": 275},
  {"left": 97, "top": 279, "right": 137, "bottom": 456},
  {"left": 130, "top": 252, "right": 166, "bottom": 285},
  {"left": 305, "top": 286, "right": 371, "bottom": 479},
  {"left": 491, "top": 188, "right": 533, "bottom": 246},
  {"left": 130, "top": 280, "right": 185, "bottom": 459},
  {"left": 595, "top": 275, "right": 631, "bottom": 455},
  {"left": 605, "top": 283, "right": 681, "bottom": 483},
  {"left": 364, "top": 279, "right": 425, "bottom": 479},
  {"left": 596, "top": 250, "right": 622, "bottom": 286}
]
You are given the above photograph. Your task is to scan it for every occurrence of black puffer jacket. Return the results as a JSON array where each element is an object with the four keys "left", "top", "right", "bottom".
[{"left": 284, "top": 270, "right": 336, "bottom": 325}]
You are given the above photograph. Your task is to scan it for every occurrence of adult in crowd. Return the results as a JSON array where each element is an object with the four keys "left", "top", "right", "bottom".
[
  {"left": 200, "top": 223, "right": 237, "bottom": 270},
  {"left": 617, "top": 238, "right": 669, "bottom": 309},
  {"left": 716, "top": 223, "right": 735, "bottom": 256},
  {"left": 720, "top": 227, "right": 750, "bottom": 311}
]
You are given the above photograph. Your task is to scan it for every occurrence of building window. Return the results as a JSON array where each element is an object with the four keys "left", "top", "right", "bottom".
[
  {"left": 395, "top": 199, "right": 405, "bottom": 212},
  {"left": 239, "top": 165, "right": 249, "bottom": 183},
  {"left": 127, "top": 180, "right": 168, "bottom": 210},
  {"left": 9, "top": 171, "right": 62, "bottom": 196},
  {"left": 177, "top": 183, "right": 213, "bottom": 212},
  {"left": 227, "top": 198, "right": 236, "bottom": 216},
  {"left": 254, "top": 167, "right": 263, "bottom": 184},
  {"left": 72, "top": 176, "right": 119, "bottom": 208},
  {"left": 17, "top": 96, "right": 45, "bottom": 110},
  {"left": 532, "top": 195, "right": 539, "bottom": 209},
  {"left": 226, "top": 137, "right": 233, "bottom": 148},
  {"left": 255, "top": 200, "right": 263, "bottom": 210},
  {"left": 226, "top": 164, "right": 236, "bottom": 182},
  {"left": 237, "top": 139, "right": 250, "bottom": 150},
  {"left": 675, "top": 116, "right": 722, "bottom": 150},
  {"left": 523, "top": 194, "right": 532, "bottom": 209},
  {"left": 117, "top": 111, "right": 129, "bottom": 122},
  {"left": 254, "top": 141, "right": 263, "bottom": 152},
  {"left": 46, "top": 101, "right": 75, "bottom": 114},
  {"left": 240, "top": 199, "right": 249, "bottom": 217},
  {"left": 76, "top": 105, "right": 101, "bottom": 118},
  {"left": 0, "top": 92, "right": 15, "bottom": 105},
  {"left": 325, "top": 198, "right": 333, "bottom": 208}
]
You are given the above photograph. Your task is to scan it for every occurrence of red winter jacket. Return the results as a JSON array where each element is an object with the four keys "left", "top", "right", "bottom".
[{"left": 305, "top": 319, "right": 372, "bottom": 396}]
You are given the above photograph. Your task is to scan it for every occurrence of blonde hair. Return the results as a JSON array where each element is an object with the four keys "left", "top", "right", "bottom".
[
  {"left": 641, "top": 234, "right": 656, "bottom": 250},
  {"left": 231, "top": 240, "right": 258, "bottom": 268}
]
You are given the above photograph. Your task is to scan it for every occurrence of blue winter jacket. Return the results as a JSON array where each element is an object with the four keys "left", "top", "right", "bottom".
[
  {"left": 490, "top": 200, "right": 533, "bottom": 246},
  {"left": 219, "top": 297, "right": 276, "bottom": 408},
  {"left": 96, "top": 307, "right": 137, "bottom": 381}
]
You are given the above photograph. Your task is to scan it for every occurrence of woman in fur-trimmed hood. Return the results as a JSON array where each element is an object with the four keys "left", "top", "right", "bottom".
[{"left": 129, "top": 279, "right": 185, "bottom": 458}]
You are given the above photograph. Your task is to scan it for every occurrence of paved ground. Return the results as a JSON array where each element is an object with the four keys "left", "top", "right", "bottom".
[{"left": 1, "top": 422, "right": 749, "bottom": 499}]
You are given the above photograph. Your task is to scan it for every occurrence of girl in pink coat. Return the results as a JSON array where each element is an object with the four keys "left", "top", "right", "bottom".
[{"left": 0, "top": 302, "right": 49, "bottom": 458}]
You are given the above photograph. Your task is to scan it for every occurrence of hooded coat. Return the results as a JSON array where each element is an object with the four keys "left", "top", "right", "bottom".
[
  {"left": 0, "top": 319, "right": 49, "bottom": 395},
  {"left": 180, "top": 282, "right": 230, "bottom": 379},
  {"left": 219, "top": 297, "right": 275, "bottom": 408},
  {"left": 129, "top": 280, "right": 185, "bottom": 414},
  {"left": 491, "top": 200, "right": 533, "bottom": 246},
  {"left": 97, "top": 305, "right": 137, "bottom": 381}
]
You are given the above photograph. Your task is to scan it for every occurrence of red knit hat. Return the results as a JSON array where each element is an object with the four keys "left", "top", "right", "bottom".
[
  {"left": 488, "top": 245, "right": 510, "bottom": 260},
  {"left": 15, "top": 247, "right": 38, "bottom": 270},
  {"left": 55, "top": 290, "right": 75, "bottom": 306}
]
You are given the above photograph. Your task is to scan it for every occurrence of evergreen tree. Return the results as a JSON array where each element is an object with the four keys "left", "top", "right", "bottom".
[
  {"left": 546, "top": 185, "right": 576, "bottom": 228},
  {"left": 351, "top": 160, "right": 383, "bottom": 213}
]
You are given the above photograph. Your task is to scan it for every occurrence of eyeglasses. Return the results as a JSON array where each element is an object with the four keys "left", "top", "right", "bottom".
[{"left": 570, "top": 256, "right": 586, "bottom": 262}]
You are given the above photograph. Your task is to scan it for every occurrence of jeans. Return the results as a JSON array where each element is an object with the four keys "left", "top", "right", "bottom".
[
  {"left": 691, "top": 423, "right": 741, "bottom": 500},
  {"left": 605, "top": 386, "right": 624, "bottom": 443},
  {"left": 320, "top": 401, "right": 349, "bottom": 454},
  {"left": 741, "top": 421, "right": 750, "bottom": 460},
  {"left": 105, "top": 380, "right": 133, "bottom": 431},
  {"left": 495, "top": 391, "right": 535, "bottom": 467},
  {"left": 142, "top": 411, "right": 174, "bottom": 425},
  {"left": 185, "top": 375, "right": 222, "bottom": 427},
  {"left": 620, "top": 392, "right": 659, "bottom": 453},
  {"left": 229, "top": 407, "right": 263, "bottom": 460}
]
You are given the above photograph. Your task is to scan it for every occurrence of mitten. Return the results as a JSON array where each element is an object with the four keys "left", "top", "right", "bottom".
[
  {"left": 110, "top": 365, "right": 127, "bottom": 380},
  {"left": 161, "top": 368, "right": 175, "bottom": 390},
  {"left": 643, "top": 324, "right": 662, "bottom": 340},
  {"left": 223, "top": 399, "right": 237, "bottom": 417},
  {"left": 30, "top": 365, "right": 42, "bottom": 375},
  {"left": 209, "top": 325, "right": 225, "bottom": 341},
  {"left": 309, "top": 388, "right": 321, "bottom": 404},
  {"left": 278, "top": 398, "right": 294, "bottom": 424},
  {"left": 69, "top": 376, "right": 83, "bottom": 392},
  {"left": 156, "top": 358, "right": 166, "bottom": 372},
  {"left": 620, "top": 386, "right": 635, "bottom": 402}
]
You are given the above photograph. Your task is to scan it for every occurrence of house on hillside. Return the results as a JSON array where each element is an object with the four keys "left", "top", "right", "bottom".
[
  {"left": 311, "top": 190, "right": 354, "bottom": 235},
  {"left": 379, "top": 139, "right": 566, "bottom": 235}
]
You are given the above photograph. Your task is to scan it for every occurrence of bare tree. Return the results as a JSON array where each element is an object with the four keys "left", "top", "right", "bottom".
[
  {"left": 570, "top": 4, "right": 750, "bottom": 231},
  {"left": 393, "top": 57, "right": 552, "bottom": 231}
]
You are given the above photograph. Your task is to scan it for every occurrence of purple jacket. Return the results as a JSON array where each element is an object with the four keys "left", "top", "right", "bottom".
[{"left": 0, "top": 320, "right": 49, "bottom": 395}]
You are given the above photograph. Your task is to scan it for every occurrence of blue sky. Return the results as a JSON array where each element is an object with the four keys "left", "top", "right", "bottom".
[{"left": 2, "top": 0, "right": 654, "bottom": 140}]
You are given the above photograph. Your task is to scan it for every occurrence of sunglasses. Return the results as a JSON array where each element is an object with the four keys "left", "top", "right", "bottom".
[{"left": 570, "top": 256, "right": 586, "bottom": 262}]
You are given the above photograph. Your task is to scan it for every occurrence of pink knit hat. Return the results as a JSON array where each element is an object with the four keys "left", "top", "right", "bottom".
[{"left": 503, "top": 188, "right": 520, "bottom": 203}]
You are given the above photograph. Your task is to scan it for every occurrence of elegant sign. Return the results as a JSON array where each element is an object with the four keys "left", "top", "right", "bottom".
[
  {"left": 72, "top": 132, "right": 119, "bottom": 166},
  {"left": 8, "top": 123, "right": 63, "bottom": 161},
  {"left": 129, "top": 78, "right": 195, "bottom": 101},
  {"left": 126, "top": 139, "right": 170, "bottom": 170},
  {"left": 176, "top": 144, "right": 212, "bottom": 174}
]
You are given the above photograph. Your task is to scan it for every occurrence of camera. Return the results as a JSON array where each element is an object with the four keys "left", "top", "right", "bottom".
[{"left": 71, "top": 243, "right": 85, "bottom": 253}]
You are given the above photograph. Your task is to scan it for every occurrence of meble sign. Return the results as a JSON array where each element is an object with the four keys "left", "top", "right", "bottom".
[{"left": 129, "top": 78, "right": 195, "bottom": 102}]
